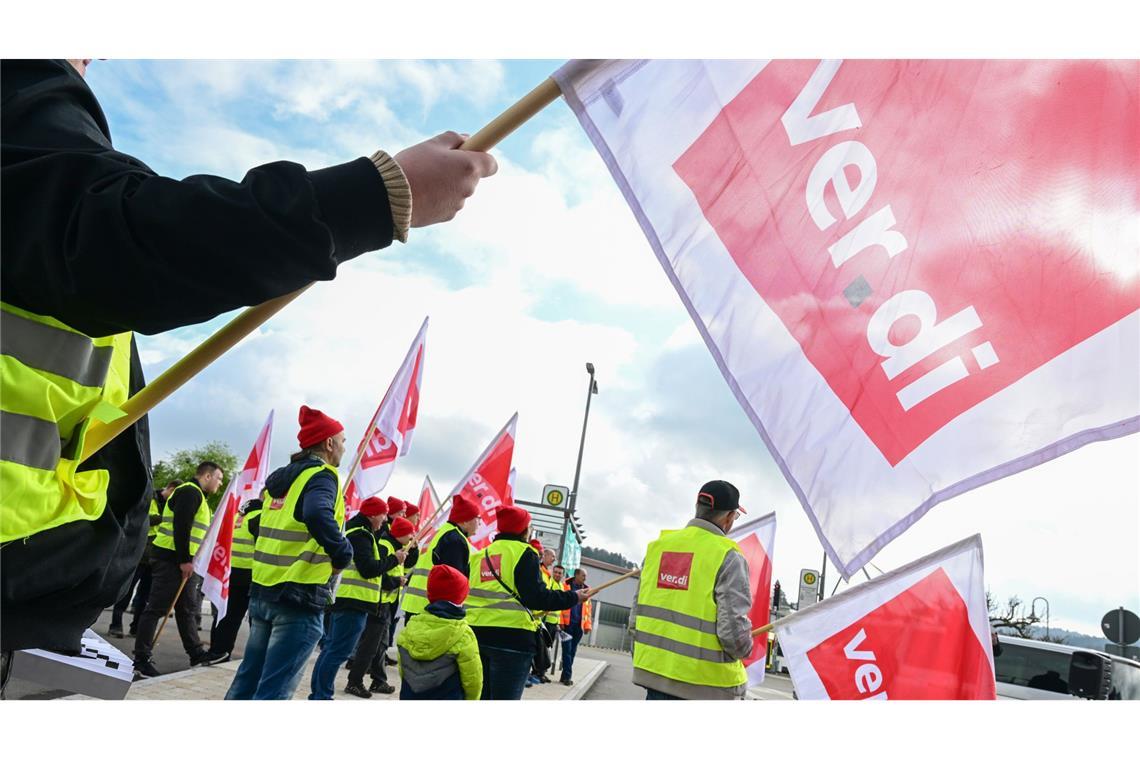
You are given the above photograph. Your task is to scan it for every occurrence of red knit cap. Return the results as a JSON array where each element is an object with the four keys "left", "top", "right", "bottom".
[
  {"left": 427, "top": 564, "right": 469, "bottom": 605},
  {"left": 404, "top": 502, "right": 420, "bottom": 518},
  {"left": 386, "top": 496, "right": 406, "bottom": 516},
  {"left": 389, "top": 516, "right": 415, "bottom": 539},
  {"left": 297, "top": 405, "right": 344, "bottom": 449},
  {"left": 358, "top": 496, "right": 388, "bottom": 517},
  {"left": 496, "top": 505, "right": 530, "bottom": 534},
  {"left": 529, "top": 538, "right": 543, "bottom": 553},
  {"left": 449, "top": 493, "right": 481, "bottom": 524}
]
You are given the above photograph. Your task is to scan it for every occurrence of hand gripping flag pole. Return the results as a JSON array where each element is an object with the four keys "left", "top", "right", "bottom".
[{"left": 79, "top": 77, "right": 562, "bottom": 463}]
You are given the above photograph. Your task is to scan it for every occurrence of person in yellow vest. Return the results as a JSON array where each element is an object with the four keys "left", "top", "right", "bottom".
[
  {"left": 467, "top": 505, "right": 587, "bottom": 700},
  {"left": 631, "top": 480, "right": 754, "bottom": 700},
  {"left": 402, "top": 493, "right": 481, "bottom": 624},
  {"left": 347, "top": 515, "right": 415, "bottom": 695},
  {"left": 526, "top": 541, "right": 559, "bottom": 687},
  {"left": 558, "top": 567, "right": 594, "bottom": 686},
  {"left": 2, "top": 58, "right": 497, "bottom": 668},
  {"left": 202, "top": 494, "right": 264, "bottom": 663},
  {"left": 131, "top": 463, "right": 227, "bottom": 677},
  {"left": 108, "top": 478, "right": 182, "bottom": 639},
  {"left": 308, "top": 496, "right": 389, "bottom": 700},
  {"left": 225, "top": 406, "right": 352, "bottom": 700}
]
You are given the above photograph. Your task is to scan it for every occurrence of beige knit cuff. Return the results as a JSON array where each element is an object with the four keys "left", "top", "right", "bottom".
[{"left": 371, "top": 149, "right": 411, "bottom": 243}]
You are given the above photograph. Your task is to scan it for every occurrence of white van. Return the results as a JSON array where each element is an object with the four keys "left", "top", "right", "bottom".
[{"left": 993, "top": 635, "right": 1140, "bottom": 700}]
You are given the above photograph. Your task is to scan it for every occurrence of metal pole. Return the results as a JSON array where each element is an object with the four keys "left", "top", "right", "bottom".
[
  {"left": 819, "top": 551, "right": 827, "bottom": 602},
  {"left": 558, "top": 365, "right": 596, "bottom": 565}
]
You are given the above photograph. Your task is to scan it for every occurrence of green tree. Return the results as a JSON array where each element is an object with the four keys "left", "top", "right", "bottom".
[{"left": 152, "top": 441, "right": 238, "bottom": 511}]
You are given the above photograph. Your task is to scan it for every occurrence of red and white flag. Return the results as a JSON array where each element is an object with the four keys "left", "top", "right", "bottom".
[
  {"left": 193, "top": 410, "right": 274, "bottom": 621},
  {"left": 774, "top": 534, "right": 994, "bottom": 700},
  {"left": 505, "top": 467, "right": 517, "bottom": 507},
  {"left": 344, "top": 317, "right": 428, "bottom": 520},
  {"left": 555, "top": 60, "right": 1139, "bottom": 578},
  {"left": 421, "top": 414, "right": 518, "bottom": 549},
  {"left": 729, "top": 512, "right": 777, "bottom": 686},
  {"left": 417, "top": 474, "right": 442, "bottom": 530}
]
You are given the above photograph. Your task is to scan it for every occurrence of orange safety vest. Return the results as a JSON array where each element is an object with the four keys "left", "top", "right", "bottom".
[{"left": 559, "top": 581, "right": 593, "bottom": 632}]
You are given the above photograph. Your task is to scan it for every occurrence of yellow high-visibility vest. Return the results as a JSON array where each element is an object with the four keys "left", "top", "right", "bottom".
[
  {"left": 252, "top": 463, "right": 345, "bottom": 587},
  {"left": 0, "top": 302, "right": 132, "bottom": 543},
  {"left": 230, "top": 497, "right": 263, "bottom": 571},
  {"left": 377, "top": 535, "right": 405, "bottom": 604},
  {"left": 336, "top": 525, "right": 381, "bottom": 605},
  {"left": 466, "top": 540, "right": 539, "bottom": 632},
  {"left": 403, "top": 522, "right": 471, "bottom": 615},
  {"left": 152, "top": 481, "right": 210, "bottom": 557},
  {"left": 633, "top": 525, "right": 747, "bottom": 689}
]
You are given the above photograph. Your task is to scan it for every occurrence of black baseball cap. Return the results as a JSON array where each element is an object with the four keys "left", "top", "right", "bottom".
[{"left": 697, "top": 480, "right": 746, "bottom": 513}]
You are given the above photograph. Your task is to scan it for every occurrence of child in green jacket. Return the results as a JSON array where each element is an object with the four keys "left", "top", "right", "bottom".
[{"left": 397, "top": 564, "right": 482, "bottom": 699}]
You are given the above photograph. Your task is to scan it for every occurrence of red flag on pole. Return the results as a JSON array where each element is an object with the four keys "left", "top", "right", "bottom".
[
  {"left": 344, "top": 317, "right": 428, "bottom": 520},
  {"left": 417, "top": 474, "right": 442, "bottom": 531},
  {"left": 193, "top": 410, "right": 274, "bottom": 621},
  {"left": 729, "top": 511, "right": 777, "bottom": 686},
  {"left": 775, "top": 534, "right": 994, "bottom": 700},
  {"left": 420, "top": 414, "right": 518, "bottom": 549}
]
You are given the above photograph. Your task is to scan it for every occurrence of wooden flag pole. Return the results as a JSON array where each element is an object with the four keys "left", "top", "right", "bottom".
[
  {"left": 152, "top": 574, "right": 191, "bottom": 648},
  {"left": 79, "top": 77, "right": 563, "bottom": 464},
  {"left": 586, "top": 567, "right": 640, "bottom": 595}
]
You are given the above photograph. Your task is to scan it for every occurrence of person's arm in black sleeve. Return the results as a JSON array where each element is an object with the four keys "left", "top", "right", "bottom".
[
  {"left": 434, "top": 530, "right": 469, "bottom": 576},
  {"left": 1, "top": 59, "right": 396, "bottom": 337},
  {"left": 247, "top": 512, "right": 261, "bottom": 539},
  {"left": 405, "top": 543, "right": 419, "bottom": 568},
  {"left": 348, "top": 531, "right": 384, "bottom": 579},
  {"left": 514, "top": 548, "right": 579, "bottom": 611},
  {"left": 167, "top": 488, "right": 199, "bottom": 564},
  {"left": 376, "top": 541, "right": 402, "bottom": 591},
  {"left": 297, "top": 472, "right": 353, "bottom": 570}
]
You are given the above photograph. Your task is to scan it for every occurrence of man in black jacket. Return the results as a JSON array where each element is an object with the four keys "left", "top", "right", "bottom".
[
  {"left": 132, "top": 462, "right": 226, "bottom": 676},
  {"left": 0, "top": 58, "right": 498, "bottom": 660}
]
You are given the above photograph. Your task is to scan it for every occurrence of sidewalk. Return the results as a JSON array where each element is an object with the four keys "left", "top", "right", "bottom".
[{"left": 63, "top": 647, "right": 606, "bottom": 701}]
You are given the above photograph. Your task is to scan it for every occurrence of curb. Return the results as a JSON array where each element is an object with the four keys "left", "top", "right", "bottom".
[{"left": 561, "top": 659, "right": 607, "bottom": 700}]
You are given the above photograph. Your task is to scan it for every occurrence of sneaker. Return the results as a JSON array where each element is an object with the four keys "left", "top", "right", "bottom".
[
  {"left": 190, "top": 649, "right": 229, "bottom": 667},
  {"left": 539, "top": 675, "right": 552, "bottom": 684},
  {"left": 559, "top": 678, "right": 574, "bottom": 686},
  {"left": 527, "top": 675, "right": 541, "bottom": 685},
  {"left": 344, "top": 683, "right": 372, "bottom": 699},
  {"left": 368, "top": 681, "right": 395, "bottom": 695},
  {"left": 107, "top": 624, "right": 124, "bottom": 639},
  {"left": 133, "top": 659, "right": 161, "bottom": 679}
]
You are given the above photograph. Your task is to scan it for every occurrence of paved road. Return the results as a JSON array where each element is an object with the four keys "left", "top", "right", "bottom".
[{"left": 577, "top": 645, "right": 795, "bottom": 700}]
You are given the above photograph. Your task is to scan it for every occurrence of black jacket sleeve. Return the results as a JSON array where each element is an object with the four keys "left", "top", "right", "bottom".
[
  {"left": 376, "top": 541, "right": 402, "bottom": 591},
  {"left": 405, "top": 543, "right": 420, "bottom": 568},
  {"left": 348, "top": 530, "right": 384, "bottom": 579},
  {"left": 512, "top": 548, "right": 579, "bottom": 612},
  {"left": 1, "top": 59, "right": 395, "bottom": 338},
  {"left": 434, "top": 529, "right": 470, "bottom": 577},
  {"left": 246, "top": 512, "right": 261, "bottom": 539},
  {"left": 167, "top": 487, "right": 201, "bottom": 564}
]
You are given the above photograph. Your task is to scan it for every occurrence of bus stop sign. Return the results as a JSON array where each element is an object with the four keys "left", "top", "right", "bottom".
[{"left": 1101, "top": 608, "right": 1140, "bottom": 645}]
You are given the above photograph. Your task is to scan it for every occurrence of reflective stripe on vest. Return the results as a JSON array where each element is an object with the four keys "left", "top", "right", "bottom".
[
  {"left": 632, "top": 525, "right": 747, "bottom": 689},
  {"left": 336, "top": 526, "right": 381, "bottom": 604},
  {"left": 0, "top": 302, "right": 132, "bottom": 543},
  {"left": 152, "top": 482, "right": 211, "bottom": 557},
  {"left": 403, "top": 522, "right": 470, "bottom": 615},
  {"left": 252, "top": 463, "right": 345, "bottom": 587},
  {"left": 378, "top": 536, "right": 405, "bottom": 604},
  {"left": 231, "top": 503, "right": 262, "bottom": 570},
  {"left": 465, "top": 540, "right": 538, "bottom": 632}
]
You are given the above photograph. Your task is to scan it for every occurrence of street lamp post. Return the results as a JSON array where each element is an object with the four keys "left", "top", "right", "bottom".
[{"left": 559, "top": 362, "right": 597, "bottom": 565}]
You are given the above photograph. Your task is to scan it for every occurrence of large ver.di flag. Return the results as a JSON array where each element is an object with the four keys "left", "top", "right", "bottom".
[
  {"left": 555, "top": 60, "right": 1140, "bottom": 577},
  {"left": 344, "top": 317, "right": 428, "bottom": 520},
  {"left": 193, "top": 410, "right": 274, "bottom": 621},
  {"left": 774, "top": 534, "right": 995, "bottom": 700},
  {"left": 729, "top": 512, "right": 777, "bottom": 686}
]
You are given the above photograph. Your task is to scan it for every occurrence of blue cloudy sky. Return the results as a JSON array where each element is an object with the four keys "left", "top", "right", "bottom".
[{"left": 83, "top": 60, "right": 1138, "bottom": 637}]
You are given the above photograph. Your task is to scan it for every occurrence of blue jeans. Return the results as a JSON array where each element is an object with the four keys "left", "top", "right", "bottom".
[
  {"left": 560, "top": 626, "right": 582, "bottom": 682},
  {"left": 479, "top": 645, "right": 535, "bottom": 700},
  {"left": 645, "top": 687, "right": 684, "bottom": 700},
  {"left": 308, "top": 609, "right": 367, "bottom": 700},
  {"left": 224, "top": 597, "right": 324, "bottom": 700}
]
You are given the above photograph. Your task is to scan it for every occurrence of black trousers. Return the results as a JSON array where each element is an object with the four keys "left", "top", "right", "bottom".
[
  {"left": 207, "top": 567, "right": 252, "bottom": 656},
  {"left": 110, "top": 561, "right": 152, "bottom": 628},
  {"left": 132, "top": 558, "right": 203, "bottom": 661},
  {"left": 348, "top": 603, "right": 391, "bottom": 686}
]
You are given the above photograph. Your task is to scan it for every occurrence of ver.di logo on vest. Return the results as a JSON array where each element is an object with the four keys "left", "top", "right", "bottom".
[
  {"left": 480, "top": 554, "right": 503, "bottom": 583},
  {"left": 657, "top": 551, "right": 694, "bottom": 590}
]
